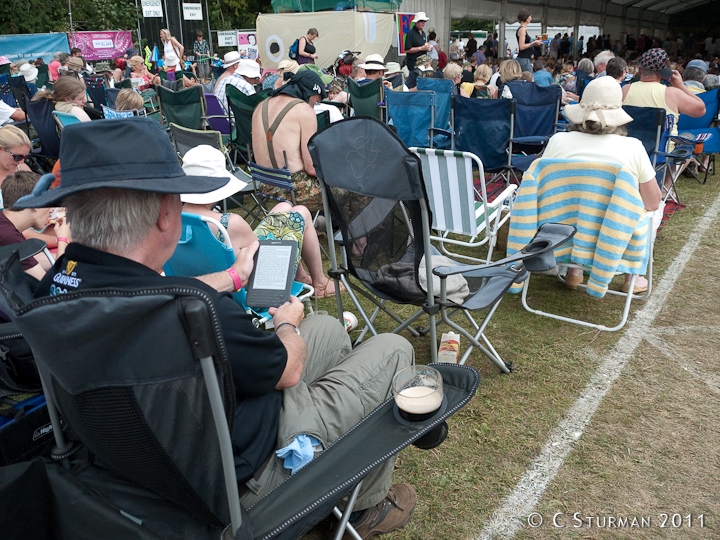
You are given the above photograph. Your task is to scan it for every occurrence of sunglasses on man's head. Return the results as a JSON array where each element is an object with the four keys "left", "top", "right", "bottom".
[{"left": 4, "top": 148, "right": 29, "bottom": 162}]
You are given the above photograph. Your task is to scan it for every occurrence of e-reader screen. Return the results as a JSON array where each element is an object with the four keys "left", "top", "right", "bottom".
[{"left": 244, "top": 240, "right": 298, "bottom": 308}]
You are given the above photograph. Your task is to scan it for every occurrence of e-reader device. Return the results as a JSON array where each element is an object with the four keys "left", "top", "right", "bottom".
[{"left": 244, "top": 239, "right": 298, "bottom": 308}]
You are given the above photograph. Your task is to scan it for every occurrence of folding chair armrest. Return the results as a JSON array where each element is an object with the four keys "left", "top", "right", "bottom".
[
  {"left": 485, "top": 185, "right": 517, "bottom": 210},
  {"left": 509, "top": 135, "right": 550, "bottom": 146},
  {"left": 428, "top": 128, "right": 452, "bottom": 138}
]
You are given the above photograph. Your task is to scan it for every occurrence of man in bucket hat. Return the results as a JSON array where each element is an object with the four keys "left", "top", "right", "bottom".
[
  {"left": 622, "top": 48, "right": 705, "bottom": 135},
  {"left": 17, "top": 117, "right": 417, "bottom": 539}
]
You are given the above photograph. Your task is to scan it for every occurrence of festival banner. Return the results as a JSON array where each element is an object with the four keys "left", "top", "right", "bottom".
[
  {"left": 69, "top": 31, "right": 133, "bottom": 61},
  {"left": 0, "top": 33, "right": 69, "bottom": 63},
  {"left": 397, "top": 12, "right": 414, "bottom": 56},
  {"left": 237, "top": 31, "right": 258, "bottom": 60}
]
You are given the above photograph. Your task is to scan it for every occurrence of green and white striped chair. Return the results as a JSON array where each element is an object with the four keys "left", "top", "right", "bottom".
[{"left": 411, "top": 148, "right": 516, "bottom": 263}]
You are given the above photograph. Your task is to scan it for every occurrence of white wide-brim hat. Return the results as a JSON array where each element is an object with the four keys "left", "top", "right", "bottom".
[
  {"left": 358, "top": 54, "right": 386, "bottom": 71},
  {"left": 19, "top": 63, "right": 39, "bottom": 83},
  {"left": 413, "top": 11, "right": 429, "bottom": 22},
  {"left": 223, "top": 51, "right": 242, "bottom": 67},
  {"left": 235, "top": 59, "right": 261, "bottom": 78},
  {"left": 564, "top": 77, "right": 633, "bottom": 128},
  {"left": 181, "top": 145, "right": 248, "bottom": 204}
]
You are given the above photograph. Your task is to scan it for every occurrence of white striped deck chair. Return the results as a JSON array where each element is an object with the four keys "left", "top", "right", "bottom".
[{"left": 411, "top": 148, "right": 516, "bottom": 263}]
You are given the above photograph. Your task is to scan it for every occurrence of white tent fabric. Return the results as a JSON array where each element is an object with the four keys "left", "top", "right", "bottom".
[
  {"left": 257, "top": 12, "right": 397, "bottom": 69},
  {"left": 401, "top": 0, "right": 709, "bottom": 61}
]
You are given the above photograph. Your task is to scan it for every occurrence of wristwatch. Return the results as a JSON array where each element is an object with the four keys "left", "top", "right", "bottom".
[{"left": 275, "top": 322, "right": 301, "bottom": 335}]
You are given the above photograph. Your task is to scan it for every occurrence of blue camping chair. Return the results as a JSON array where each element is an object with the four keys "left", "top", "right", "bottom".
[
  {"left": 52, "top": 111, "right": 82, "bottom": 133},
  {"left": 0, "top": 75, "right": 15, "bottom": 108},
  {"left": 677, "top": 88, "right": 720, "bottom": 184},
  {"left": 163, "top": 212, "right": 312, "bottom": 326},
  {"left": 501, "top": 81, "right": 562, "bottom": 181},
  {"left": 385, "top": 90, "right": 436, "bottom": 148},
  {"left": 454, "top": 96, "right": 514, "bottom": 174},
  {"left": 417, "top": 78, "right": 454, "bottom": 132},
  {"left": 624, "top": 105, "right": 693, "bottom": 204},
  {"left": 26, "top": 98, "right": 60, "bottom": 159}
]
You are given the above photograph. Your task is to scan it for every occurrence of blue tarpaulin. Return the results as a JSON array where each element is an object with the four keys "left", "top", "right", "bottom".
[{"left": 0, "top": 33, "right": 70, "bottom": 64}]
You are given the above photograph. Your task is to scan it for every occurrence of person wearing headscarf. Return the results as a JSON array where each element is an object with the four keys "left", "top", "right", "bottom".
[{"left": 250, "top": 71, "right": 327, "bottom": 214}]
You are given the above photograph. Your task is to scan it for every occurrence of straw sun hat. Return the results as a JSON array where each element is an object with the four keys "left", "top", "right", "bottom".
[{"left": 564, "top": 77, "right": 633, "bottom": 128}]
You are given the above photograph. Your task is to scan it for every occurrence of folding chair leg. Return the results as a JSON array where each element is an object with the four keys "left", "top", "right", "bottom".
[
  {"left": 439, "top": 302, "right": 512, "bottom": 373},
  {"left": 331, "top": 481, "right": 364, "bottom": 540}
]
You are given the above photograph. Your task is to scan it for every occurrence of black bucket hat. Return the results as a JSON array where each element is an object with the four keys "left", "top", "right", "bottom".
[{"left": 14, "top": 117, "right": 228, "bottom": 209}]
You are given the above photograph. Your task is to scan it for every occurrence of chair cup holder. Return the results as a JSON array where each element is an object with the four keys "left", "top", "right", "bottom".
[
  {"left": 393, "top": 396, "right": 449, "bottom": 450},
  {"left": 521, "top": 240, "right": 557, "bottom": 272}
]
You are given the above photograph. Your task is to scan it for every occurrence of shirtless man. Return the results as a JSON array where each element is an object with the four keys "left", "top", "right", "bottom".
[{"left": 251, "top": 70, "right": 325, "bottom": 213}]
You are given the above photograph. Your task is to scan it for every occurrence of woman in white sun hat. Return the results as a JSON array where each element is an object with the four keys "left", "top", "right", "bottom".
[
  {"left": 181, "top": 145, "right": 343, "bottom": 298},
  {"left": 542, "top": 76, "right": 662, "bottom": 293}
]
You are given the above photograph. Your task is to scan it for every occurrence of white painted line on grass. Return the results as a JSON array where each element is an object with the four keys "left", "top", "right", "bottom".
[{"left": 477, "top": 194, "right": 720, "bottom": 540}]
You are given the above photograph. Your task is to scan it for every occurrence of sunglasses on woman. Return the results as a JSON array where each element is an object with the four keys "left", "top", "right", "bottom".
[{"left": 3, "top": 148, "right": 29, "bottom": 162}]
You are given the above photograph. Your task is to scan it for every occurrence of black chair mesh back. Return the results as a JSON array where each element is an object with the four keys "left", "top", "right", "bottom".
[
  {"left": 309, "top": 117, "right": 429, "bottom": 303},
  {"left": 328, "top": 189, "right": 426, "bottom": 302},
  {"left": 5, "top": 288, "right": 234, "bottom": 528},
  {"left": 52, "top": 381, "right": 221, "bottom": 526}
]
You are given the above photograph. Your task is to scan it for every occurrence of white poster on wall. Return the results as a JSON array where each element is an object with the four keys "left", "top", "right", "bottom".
[
  {"left": 237, "top": 32, "right": 258, "bottom": 60},
  {"left": 141, "top": 0, "right": 163, "bottom": 17},
  {"left": 183, "top": 3, "right": 203, "bottom": 20},
  {"left": 218, "top": 30, "right": 238, "bottom": 47}
]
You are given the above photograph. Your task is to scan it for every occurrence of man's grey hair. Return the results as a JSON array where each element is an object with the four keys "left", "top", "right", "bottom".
[
  {"left": 64, "top": 188, "right": 165, "bottom": 253},
  {"left": 683, "top": 66, "right": 705, "bottom": 82},
  {"left": 594, "top": 50, "right": 615, "bottom": 69}
]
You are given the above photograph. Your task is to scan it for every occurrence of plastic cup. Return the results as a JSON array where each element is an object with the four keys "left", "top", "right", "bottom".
[{"left": 392, "top": 365, "right": 443, "bottom": 422}]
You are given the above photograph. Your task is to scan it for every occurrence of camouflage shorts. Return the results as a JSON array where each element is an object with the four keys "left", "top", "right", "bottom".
[{"left": 259, "top": 170, "right": 323, "bottom": 214}]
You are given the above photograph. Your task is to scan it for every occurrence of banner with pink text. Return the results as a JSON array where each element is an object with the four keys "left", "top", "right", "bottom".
[{"left": 69, "top": 31, "right": 133, "bottom": 61}]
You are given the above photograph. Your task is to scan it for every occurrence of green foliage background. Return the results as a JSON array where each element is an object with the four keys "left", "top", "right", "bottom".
[{"left": 0, "top": 0, "right": 272, "bottom": 35}]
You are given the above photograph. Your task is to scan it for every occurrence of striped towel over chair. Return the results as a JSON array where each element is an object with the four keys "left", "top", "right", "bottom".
[{"left": 507, "top": 159, "right": 650, "bottom": 298}]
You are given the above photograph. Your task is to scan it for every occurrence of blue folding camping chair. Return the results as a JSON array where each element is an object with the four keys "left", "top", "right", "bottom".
[
  {"left": 677, "top": 88, "right": 720, "bottom": 184},
  {"left": 163, "top": 212, "right": 312, "bottom": 327},
  {"left": 385, "top": 90, "right": 436, "bottom": 148}
]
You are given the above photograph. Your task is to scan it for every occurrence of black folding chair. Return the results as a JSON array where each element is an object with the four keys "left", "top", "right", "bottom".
[{"left": 0, "top": 241, "right": 479, "bottom": 539}]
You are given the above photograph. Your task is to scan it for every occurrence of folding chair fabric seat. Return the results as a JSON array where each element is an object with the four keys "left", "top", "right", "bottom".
[
  {"left": 386, "top": 90, "right": 436, "bottom": 148},
  {"left": 411, "top": 147, "right": 516, "bottom": 262},
  {"left": 7, "top": 75, "right": 32, "bottom": 111},
  {"left": 454, "top": 96, "right": 513, "bottom": 173},
  {"left": 347, "top": 77, "right": 383, "bottom": 119},
  {"left": 416, "top": 78, "right": 454, "bottom": 132},
  {"left": 84, "top": 76, "right": 107, "bottom": 111},
  {"left": 248, "top": 161, "right": 296, "bottom": 211},
  {"left": 156, "top": 84, "right": 205, "bottom": 130},
  {"left": 677, "top": 88, "right": 720, "bottom": 183},
  {"left": 226, "top": 86, "right": 271, "bottom": 162},
  {"left": 52, "top": 111, "right": 82, "bottom": 132},
  {"left": 101, "top": 105, "right": 137, "bottom": 119},
  {"left": 205, "top": 93, "right": 231, "bottom": 137}
]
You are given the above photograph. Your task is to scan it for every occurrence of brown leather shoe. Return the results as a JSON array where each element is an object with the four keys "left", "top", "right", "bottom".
[{"left": 345, "top": 483, "right": 417, "bottom": 539}]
